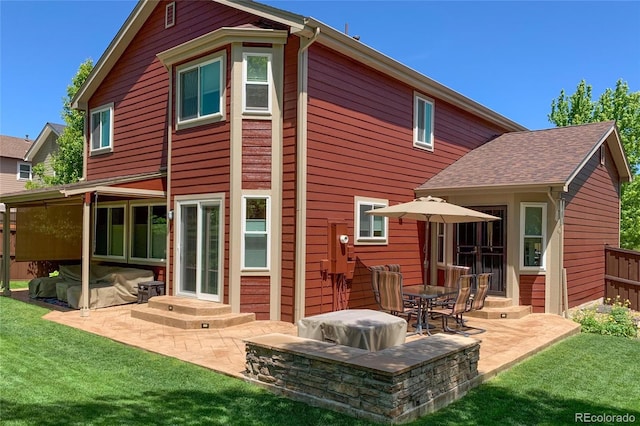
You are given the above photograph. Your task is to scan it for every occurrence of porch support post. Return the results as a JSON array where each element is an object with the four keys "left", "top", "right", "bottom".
[
  {"left": 1, "top": 205, "right": 11, "bottom": 297},
  {"left": 80, "top": 192, "right": 91, "bottom": 317}
]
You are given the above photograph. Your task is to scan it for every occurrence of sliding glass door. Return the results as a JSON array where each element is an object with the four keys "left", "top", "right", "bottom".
[{"left": 176, "top": 199, "right": 222, "bottom": 301}]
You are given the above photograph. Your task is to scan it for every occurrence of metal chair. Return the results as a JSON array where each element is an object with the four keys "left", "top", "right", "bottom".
[
  {"left": 430, "top": 274, "right": 474, "bottom": 336},
  {"left": 376, "top": 270, "right": 418, "bottom": 324}
]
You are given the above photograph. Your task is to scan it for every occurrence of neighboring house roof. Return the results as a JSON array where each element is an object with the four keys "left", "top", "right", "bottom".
[
  {"left": 24, "top": 122, "right": 65, "bottom": 161},
  {"left": 416, "top": 121, "right": 632, "bottom": 195},
  {"left": 71, "top": 0, "right": 526, "bottom": 133},
  {"left": 0, "top": 135, "right": 33, "bottom": 160}
]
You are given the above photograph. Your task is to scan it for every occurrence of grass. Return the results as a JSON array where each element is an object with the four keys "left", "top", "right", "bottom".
[{"left": 2, "top": 292, "right": 639, "bottom": 425}]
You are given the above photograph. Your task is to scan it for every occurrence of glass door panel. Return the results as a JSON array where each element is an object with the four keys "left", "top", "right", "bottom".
[
  {"left": 177, "top": 200, "right": 222, "bottom": 301},
  {"left": 180, "top": 205, "right": 197, "bottom": 293}
]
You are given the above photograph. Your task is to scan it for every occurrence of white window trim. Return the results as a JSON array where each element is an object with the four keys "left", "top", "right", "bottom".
[
  {"left": 93, "top": 201, "right": 127, "bottom": 261},
  {"left": 242, "top": 50, "right": 272, "bottom": 116},
  {"left": 520, "top": 202, "right": 547, "bottom": 272},
  {"left": 17, "top": 161, "right": 32, "bottom": 181},
  {"left": 174, "top": 195, "right": 224, "bottom": 302},
  {"left": 128, "top": 201, "right": 167, "bottom": 265},
  {"left": 89, "top": 103, "right": 114, "bottom": 155},
  {"left": 354, "top": 196, "right": 389, "bottom": 245},
  {"left": 413, "top": 93, "right": 434, "bottom": 151},
  {"left": 241, "top": 195, "right": 271, "bottom": 271},
  {"left": 176, "top": 52, "right": 226, "bottom": 129},
  {"left": 436, "top": 222, "right": 446, "bottom": 266}
]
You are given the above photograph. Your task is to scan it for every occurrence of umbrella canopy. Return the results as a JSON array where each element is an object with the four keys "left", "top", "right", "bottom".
[{"left": 365, "top": 196, "right": 500, "bottom": 223}]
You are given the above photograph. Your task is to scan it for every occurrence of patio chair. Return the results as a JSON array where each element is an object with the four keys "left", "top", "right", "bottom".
[
  {"left": 377, "top": 270, "right": 418, "bottom": 324},
  {"left": 443, "top": 264, "right": 471, "bottom": 287},
  {"left": 369, "top": 265, "right": 387, "bottom": 307},
  {"left": 430, "top": 274, "right": 474, "bottom": 336},
  {"left": 457, "top": 272, "right": 491, "bottom": 335}
]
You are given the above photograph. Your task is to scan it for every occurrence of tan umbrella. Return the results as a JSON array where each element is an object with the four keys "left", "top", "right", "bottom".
[{"left": 366, "top": 196, "right": 500, "bottom": 285}]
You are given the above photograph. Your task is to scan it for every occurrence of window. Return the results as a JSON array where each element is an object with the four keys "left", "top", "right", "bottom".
[
  {"left": 414, "top": 94, "right": 434, "bottom": 150},
  {"left": 17, "top": 162, "right": 32, "bottom": 180},
  {"left": 520, "top": 203, "right": 547, "bottom": 270},
  {"left": 355, "top": 197, "right": 388, "bottom": 244},
  {"left": 243, "top": 52, "right": 271, "bottom": 114},
  {"left": 242, "top": 196, "right": 270, "bottom": 269},
  {"left": 177, "top": 55, "right": 224, "bottom": 125},
  {"left": 94, "top": 204, "right": 126, "bottom": 259},
  {"left": 131, "top": 204, "right": 167, "bottom": 262},
  {"left": 90, "top": 104, "right": 114, "bottom": 153},
  {"left": 436, "top": 222, "right": 446, "bottom": 265}
]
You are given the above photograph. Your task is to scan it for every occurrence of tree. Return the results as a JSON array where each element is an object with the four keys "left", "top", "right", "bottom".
[
  {"left": 549, "top": 79, "right": 640, "bottom": 249},
  {"left": 28, "top": 59, "right": 93, "bottom": 188}
]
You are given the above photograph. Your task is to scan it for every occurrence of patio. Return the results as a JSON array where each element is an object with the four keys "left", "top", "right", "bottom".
[{"left": 12, "top": 289, "right": 579, "bottom": 381}]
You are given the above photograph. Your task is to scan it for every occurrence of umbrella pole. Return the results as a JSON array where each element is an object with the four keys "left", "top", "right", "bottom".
[{"left": 423, "top": 220, "right": 430, "bottom": 287}]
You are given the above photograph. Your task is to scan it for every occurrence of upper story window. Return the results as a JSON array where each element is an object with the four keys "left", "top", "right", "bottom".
[
  {"left": 355, "top": 196, "right": 388, "bottom": 245},
  {"left": 242, "top": 196, "right": 270, "bottom": 270},
  {"left": 414, "top": 94, "right": 434, "bottom": 151},
  {"left": 90, "top": 104, "right": 114, "bottom": 154},
  {"left": 94, "top": 203, "right": 126, "bottom": 260},
  {"left": 520, "top": 203, "right": 547, "bottom": 270},
  {"left": 17, "top": 162, "right": 32, "bottom": 180},
  {"left": 177, "top": 54, "right": 224, "bottom": 127},
  {"left": 130, "top": 203, "right": 167, "bottom": 263},
  {"left": 243, "top": 52, "right": 272, "bottom": 114}
]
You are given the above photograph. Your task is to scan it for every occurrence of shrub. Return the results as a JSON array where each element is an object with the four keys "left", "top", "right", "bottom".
[{"left": 572, "top": 297, "right": 638, "bottom": 339}]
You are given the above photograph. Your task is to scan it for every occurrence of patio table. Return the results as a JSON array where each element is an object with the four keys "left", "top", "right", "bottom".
[
  {"left": 297, "top": 309, "right": 407, "bottom": 351},
  {"left": 403, "top": 285, "right": 458, "bottom": 335}
]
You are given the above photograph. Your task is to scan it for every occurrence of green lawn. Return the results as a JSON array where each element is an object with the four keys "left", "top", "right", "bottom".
[{"left": 1, "top": 294, "right": 639, "bottom": 425}]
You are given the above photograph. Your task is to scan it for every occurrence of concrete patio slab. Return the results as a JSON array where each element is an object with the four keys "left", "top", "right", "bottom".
[{"left": 12, "top": 289, "right": 580, "bottom": 382}]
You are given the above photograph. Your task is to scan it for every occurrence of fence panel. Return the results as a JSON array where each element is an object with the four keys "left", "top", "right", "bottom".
[{"left": 605, "top": 246, "right": 640, "bottom": 311}]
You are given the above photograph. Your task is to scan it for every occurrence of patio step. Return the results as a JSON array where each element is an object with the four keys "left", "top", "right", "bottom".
[
  {"left": 130, "top": 296, "right": 255, "bottom": 329},
  {"left": 466, "top": 304, "right": 532, "bottom": 320},
  {"left": 483, "top": 296, "right": 514, "bottom": 309}
]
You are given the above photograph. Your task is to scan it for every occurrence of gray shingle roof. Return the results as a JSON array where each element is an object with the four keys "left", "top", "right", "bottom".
[
  {"left": 417, "top": 121, "right": 617, "bottom": 192},
  {"left": 0, "top": 135, "right": 33, "bottom": 160}
]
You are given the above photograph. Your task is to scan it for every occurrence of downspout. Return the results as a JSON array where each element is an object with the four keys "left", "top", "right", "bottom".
[
  {"left": 547, "top": 189, "right": 567, "bottom": 317},
  {"left": 166, "top": 68, "right": 173, "bottom": 292},
  {"left": 294, "top": 26, "right": 320, "bottom": 322}
]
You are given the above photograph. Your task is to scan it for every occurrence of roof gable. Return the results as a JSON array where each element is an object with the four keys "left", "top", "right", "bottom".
[
  {"left": 24, "top": 122, "right": 65, "bottom": 161},
  {"left": 72, "top": 0, "right": 525, "bottom": 132},
  {"left": 417, "top": 121, "right": 631, "bottom": 194}
]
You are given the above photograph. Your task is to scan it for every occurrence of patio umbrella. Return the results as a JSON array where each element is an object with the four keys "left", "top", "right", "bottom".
[{"left": 366, "top": 196, "right": 500, "bottom": 285}]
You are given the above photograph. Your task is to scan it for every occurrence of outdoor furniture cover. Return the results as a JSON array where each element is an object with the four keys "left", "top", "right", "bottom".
[
  {"left": 28, "top": 276, "right": 63, "bottom": 298},
  {"left": 297, "top": 309, "right": 407, "bottom": 351}
]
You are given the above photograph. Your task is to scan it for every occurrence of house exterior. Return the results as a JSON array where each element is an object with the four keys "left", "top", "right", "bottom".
[
  {"left": 0, "top": 134, "right": 33, "bottom": 193},
  {"left": 24, "top": 122, "right": 66, "bottom": 185},
  {"left": 0, "top": 0, "right": 631, "bottom": 319},
  {"left": 0, "top": 134, "right": 33, "bottom": 280}
]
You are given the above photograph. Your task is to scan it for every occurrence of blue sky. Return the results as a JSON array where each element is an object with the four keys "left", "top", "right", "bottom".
[{"left": 1, "top": 1, "right": 639, "bottom": 141}]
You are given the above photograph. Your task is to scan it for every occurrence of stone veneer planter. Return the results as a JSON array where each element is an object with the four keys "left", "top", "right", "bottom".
[{"left": 244, "top": 333, "right": 481, "bottom": 424}]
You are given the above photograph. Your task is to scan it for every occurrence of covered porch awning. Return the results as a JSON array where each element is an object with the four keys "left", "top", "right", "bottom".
[{"left": 0, "top": 172, "right": 167, "bottom": 315}]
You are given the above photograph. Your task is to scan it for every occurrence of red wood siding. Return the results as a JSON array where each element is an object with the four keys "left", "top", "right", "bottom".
[
  {"left": 303, "top": 43, "right": 510, "bottom": 315},
  {"left": 519, "top": 274, "right": 545, "bottom": 313},
  {"left": 564, "top": 145, "right": 621, "bottom": 308},
  {"left": 280, "top": 37, "right": 300, "bottom": 322},
  {"left": 87, "top": 0, "right": 256, "bottom": 181},
  {"left": 241, "top": 276, "right": 270, "bottom": 320},
  {"left": 242, "top": 120, "right": 271, "bottom": 189},
  {"left": 113, "top": 177, "right": 166, "bottom": 192}
]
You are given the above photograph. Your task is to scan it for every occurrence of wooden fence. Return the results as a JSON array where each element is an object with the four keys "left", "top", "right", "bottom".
[{"left": 604, "top": 246, "right": 640, "bottom": 311}]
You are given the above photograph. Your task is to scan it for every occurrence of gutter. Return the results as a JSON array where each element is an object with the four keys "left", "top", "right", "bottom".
[{"left": 294, "top": 26, "right": 320, "bottom": 322}]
